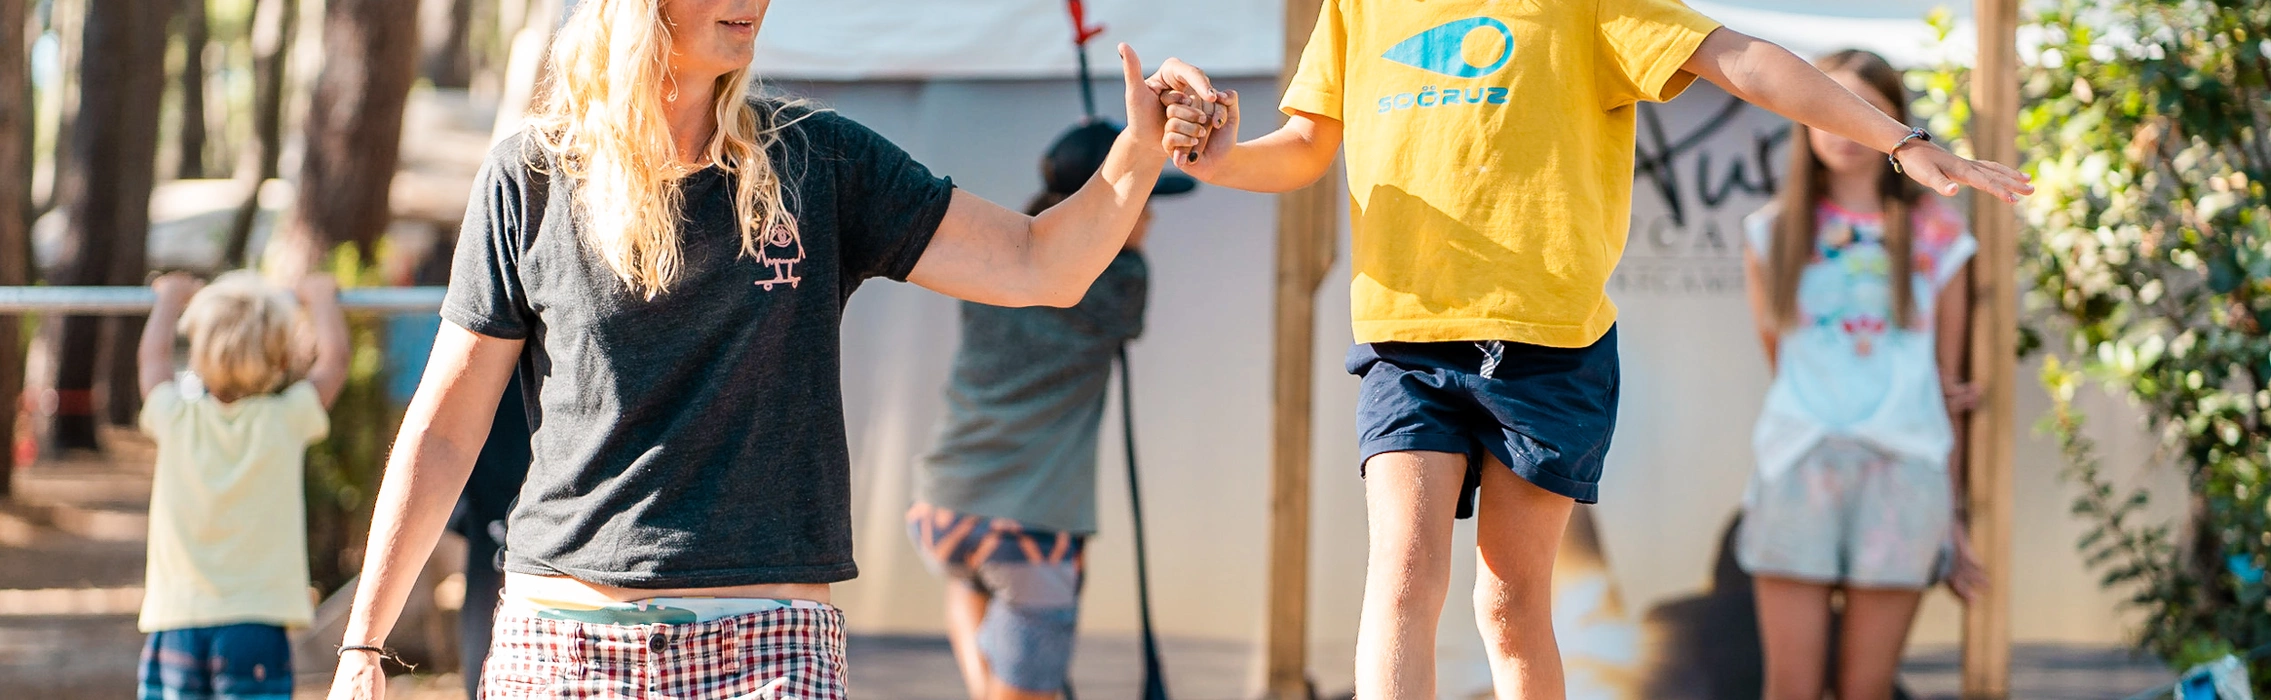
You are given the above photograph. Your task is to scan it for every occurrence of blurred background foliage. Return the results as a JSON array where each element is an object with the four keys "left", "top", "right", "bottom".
[{"left": 1917, "top": 0, "right": 2271, "bottom": 686}]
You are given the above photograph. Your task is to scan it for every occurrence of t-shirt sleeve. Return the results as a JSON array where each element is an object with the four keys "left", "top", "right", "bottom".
[
  {"left": 1067, "top": 252, "right": 1150, "bottom": 343},
  {"left": 1743, "top": 203, "right": 1779, "bottom": 257},
  {"left": 821, "top": 113, "right": 956, "bottom": 283},
  {"left": 1914, "top": 200, "right": 1977, "bottom": 291},
  {"left": 1595, "top": 0, "right": 1722, "bottom": 108},
  {"left": 440, "top": 137, "right": 538, "bottom": 340},
  {"left": 137, "top": 381, "right": 184, "bottom": 437},
  {"left": 1280, "top": 0, "right": 1348, "bottom": 120},
  {"left": 277, "top": 381, "right": 331, "bottom": 444}
]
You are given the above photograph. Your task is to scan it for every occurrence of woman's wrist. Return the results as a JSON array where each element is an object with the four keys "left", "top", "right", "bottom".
[{"left": 338, "top": 643, "right": 409, "bottom": 668}]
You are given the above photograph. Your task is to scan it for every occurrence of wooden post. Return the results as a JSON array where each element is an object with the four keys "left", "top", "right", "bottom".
[
  {"left": 1266, "top": 1, "right": 1336, "bottom": 698},
  {"left": 1963, "top": 0, "right": 2019, "bottom": 697}
]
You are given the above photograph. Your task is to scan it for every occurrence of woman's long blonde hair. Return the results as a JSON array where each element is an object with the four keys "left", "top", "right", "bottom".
[
  {"left": 527, "top": 0, "right": 806, "bottom": 298},
  {"left": 1768, "top": 50, "right": 1919, "bottom": 329}
]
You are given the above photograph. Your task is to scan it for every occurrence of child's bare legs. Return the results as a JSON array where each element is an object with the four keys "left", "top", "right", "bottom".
[
  {"left": 1836, "top": 587, "right": 1923, "bottom": 700},
  {"left": 941, "top": 581, "right": 1062, "bottom": 700},
  {"left": 1355, "top": 450, "right": 1465, "bottom": 699},
  {"left": 1472, "top": 457, "right": 1574, "bottom": 700},
  {"left": 943, "top": 581, "right": 992, "bottom": 700},
  {"left": 1754, "top": 576, "right": 1834, "bottom": 700}
]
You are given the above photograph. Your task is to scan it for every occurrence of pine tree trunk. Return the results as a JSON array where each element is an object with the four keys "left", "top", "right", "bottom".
[
  {"left": 222, "top": 0, "right": 295, "bottom": 267},
  {"left": 172, "top": 0, "right": 209, "bottom": 180},
  {"left": 46, "top": 0, "right": 169, "bottom": 450},
  {"left": 1, "top": 0, "right": 35, "bottom": 495},
  {"left": 271, "top": 0, "right": 420, "bottom": 276}
]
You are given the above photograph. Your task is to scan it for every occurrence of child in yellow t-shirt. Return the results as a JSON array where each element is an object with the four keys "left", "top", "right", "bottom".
[
  {"left": 133, "top": 271, "right": 349, "bottom": 700},
  {"left": 1144, "top": 0, "right": 2032, "bottom": 695}
]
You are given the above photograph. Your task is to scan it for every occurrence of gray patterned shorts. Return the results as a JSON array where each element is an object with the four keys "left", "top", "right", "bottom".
[{"left": 1738, "top": 438, "right": 1953, "bottom": 589}]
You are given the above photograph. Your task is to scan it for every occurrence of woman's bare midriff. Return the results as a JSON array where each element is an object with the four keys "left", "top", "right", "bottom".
[{"left": 503, "top": 571, "right": 830, "bottom": 605}]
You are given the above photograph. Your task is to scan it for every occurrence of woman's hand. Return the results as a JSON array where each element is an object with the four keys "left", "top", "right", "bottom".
[
  {"left": 1944, "top": 524, "right": 1988, "bottom": 602},
  {"left": 325, "top": 651, "right": 388, "bottom": 700},
  {"left": 1118, "top": 44, "right": 1177, "bottom": 153}
]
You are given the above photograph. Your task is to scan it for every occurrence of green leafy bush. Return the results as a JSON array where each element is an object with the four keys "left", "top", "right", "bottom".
[{"left": 1919, "top": 0, "right": 2271, "bottom": 684}]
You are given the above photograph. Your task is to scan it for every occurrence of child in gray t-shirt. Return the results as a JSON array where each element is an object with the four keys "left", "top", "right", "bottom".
[{"left": 908, "top": 120, "right": 1192, "bottom": 700}]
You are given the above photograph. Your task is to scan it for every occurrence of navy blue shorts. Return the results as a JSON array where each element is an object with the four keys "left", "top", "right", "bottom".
[
  {"left": 138, "top": 623, "right": 294, "bottom": 700},
  {"left": 1347, "top": 327, "right": 1621, "bottom": 511}
]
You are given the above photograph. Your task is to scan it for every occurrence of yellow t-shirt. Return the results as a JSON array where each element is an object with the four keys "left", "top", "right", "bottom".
[
  {"left": 1284, "top": 0, "right": 1721, "bottom": 347},
  {"left": 137, "top": 379, "right": 329, "bottom": 632}
]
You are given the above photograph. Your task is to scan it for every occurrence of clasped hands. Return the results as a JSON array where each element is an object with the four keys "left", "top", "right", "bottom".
[{"left": 1132, "top": 56, "right": 1238, "bottom": 175}]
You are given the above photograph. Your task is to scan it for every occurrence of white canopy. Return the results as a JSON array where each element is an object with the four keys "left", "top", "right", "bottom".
[{"left": 754, "top": 0, "right": 1977, "bottom": 80}]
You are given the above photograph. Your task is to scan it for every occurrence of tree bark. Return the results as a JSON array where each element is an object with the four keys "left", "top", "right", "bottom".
[
  {"left": 172, "top": 0, "right": 209, "bottom": 179},
  {"left": 46, "top": 0, "right": 169, "bottom": 449},
  {"left": 1, "top": 0, "right": 34, "bottom": 496},
  {"left": 223, "top": 0, "right": 296, "bottom": 267},
  {"left": 272, "top": 0, "right": 421, "bottom": 276},
  {"left": 420, "top": 0, "right": 472, "bottom": 89}
]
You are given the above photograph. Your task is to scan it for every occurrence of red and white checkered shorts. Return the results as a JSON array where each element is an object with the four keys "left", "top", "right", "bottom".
[{"left": 481, "top": 606, "right": 847, "bottom": 699}]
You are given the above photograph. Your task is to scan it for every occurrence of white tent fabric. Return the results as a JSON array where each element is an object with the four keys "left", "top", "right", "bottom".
[
  {"left": 754, "top": 0, "right": 1975, "bottom": 80},
  {"left": 757, "top": 1, "right": 1284, "bottom": 79}
]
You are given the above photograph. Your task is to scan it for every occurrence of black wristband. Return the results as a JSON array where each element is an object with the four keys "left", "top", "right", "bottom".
[{"left": 338, "top": 644, "right": 405, "bottom": 666}]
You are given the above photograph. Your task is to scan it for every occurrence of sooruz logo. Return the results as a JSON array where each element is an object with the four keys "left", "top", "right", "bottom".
[{"left": 1374, "top": 17, "right": 1514, "bottom": 113}]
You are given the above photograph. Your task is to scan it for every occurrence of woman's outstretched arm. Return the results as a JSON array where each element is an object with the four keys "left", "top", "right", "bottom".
[
  {"left": 908, "top": 44, "right": 1174, "bottom": 308},
  {"left": 328, "top": 323, "right": 520, "bottom": 700}
]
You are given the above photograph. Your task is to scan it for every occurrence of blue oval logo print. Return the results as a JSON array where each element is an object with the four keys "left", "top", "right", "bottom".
[{"left": 1382, "top": 17, "right": 1514, "bottom": 78}]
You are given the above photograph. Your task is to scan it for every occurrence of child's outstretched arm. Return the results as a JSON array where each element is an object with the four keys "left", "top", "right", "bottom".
[
  {"left": 138, "top": 273, "right": 201, "bottom": 399},
  {"left": 297, "top": 275, "right": 351, "bottom": 408},
  {"left": 1681, "top": 29, "right": 2035, "bottom": 203},
  {"left": 1150, "top": 61, "right": 1342, "bottom": 194}
]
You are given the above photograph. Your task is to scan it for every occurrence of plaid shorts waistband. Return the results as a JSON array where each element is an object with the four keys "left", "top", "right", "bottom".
[
  {"left": 498, "top": 604, "right": 845, "bottom": 653},
  {"left": 485, "top": 606, "right": 848, "bottom": 699}
]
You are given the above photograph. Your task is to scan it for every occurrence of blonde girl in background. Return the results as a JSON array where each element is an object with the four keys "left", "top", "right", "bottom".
[
  {"left": 134, "top": 271, "right": 350, "bottom": 700},
  {"left": 1739, "top": 49, "right": 1990, "bottom": 700}
]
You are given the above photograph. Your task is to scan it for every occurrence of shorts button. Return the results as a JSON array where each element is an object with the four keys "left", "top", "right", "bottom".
[{"left": 647, "top": 631, "right": 669, "bottom": 653}]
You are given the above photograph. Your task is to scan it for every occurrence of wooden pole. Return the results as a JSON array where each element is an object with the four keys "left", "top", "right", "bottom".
[
  {"left": 1963, "top": 0, "right": 2019, "bottom": 696},
  {"left": 1266, "top": 1, "right": 1336, "bottom": 698}
]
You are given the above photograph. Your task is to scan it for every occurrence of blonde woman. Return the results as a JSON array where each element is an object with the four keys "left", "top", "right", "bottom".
[{"left": 325, "top": 0, "right": 1194, "bottom": 697}]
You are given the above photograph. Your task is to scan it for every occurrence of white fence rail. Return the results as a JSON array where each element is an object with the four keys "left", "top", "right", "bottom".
[{"left": 0, "top": 287, "right": 447, "bottom": 315}]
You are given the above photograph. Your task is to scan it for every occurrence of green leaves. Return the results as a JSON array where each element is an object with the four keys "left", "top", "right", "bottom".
[{"left": 1919, "top": 0, "right": 2271, "bottom": 686}]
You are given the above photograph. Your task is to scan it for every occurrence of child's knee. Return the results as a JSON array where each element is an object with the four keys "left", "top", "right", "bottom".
[{"left": 1472, "top": 574, "right": 1552, "bottom": 620}]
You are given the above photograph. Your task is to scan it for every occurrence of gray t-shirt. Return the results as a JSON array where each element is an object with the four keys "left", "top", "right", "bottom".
[
  {"left": 442, "top": 105, "right": 955, "bottom": 588},
  {"left": 916, "top": 251, "right": 1148, "bottom": 534}
]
